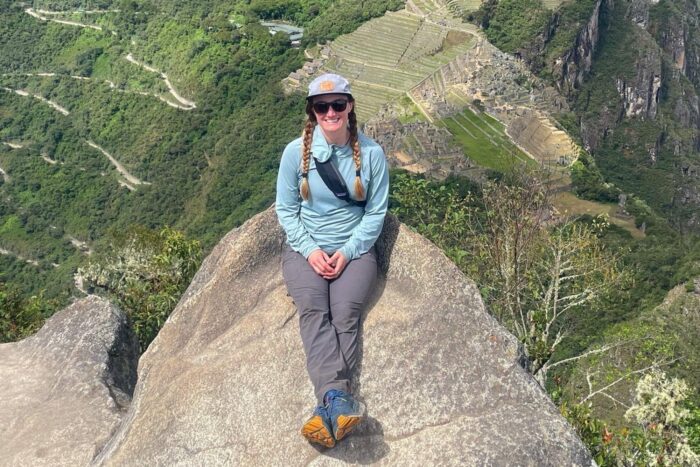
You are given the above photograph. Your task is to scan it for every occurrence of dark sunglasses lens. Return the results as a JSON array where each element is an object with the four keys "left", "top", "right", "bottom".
[
  {"left": 313, "top": 101, "right": 330, "bottom": 113},
  {"left": 331, "top": 100, "right": 348, "bottom": 112},
  {"left": 313, "top": 100, "right": 347, "bottom": 114}
]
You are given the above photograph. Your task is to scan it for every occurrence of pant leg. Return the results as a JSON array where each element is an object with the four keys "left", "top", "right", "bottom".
[
  {"left": 328, "top": 247, "right": 378, "bottom": 381},
  {"left": 282, "top": 246, "right": 347, "bottom": 403}
]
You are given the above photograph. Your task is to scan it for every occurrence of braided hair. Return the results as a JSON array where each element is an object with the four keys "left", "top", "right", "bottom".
[{"left": 300, "top": 98, "right": 364, "bottom": 201}]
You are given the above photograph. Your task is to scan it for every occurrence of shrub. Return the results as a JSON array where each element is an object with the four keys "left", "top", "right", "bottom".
[
  {"left": 0, "top": 285, "right": 53, "bottom": 342},
  {"left": 79, "top": 226, "right": 202, "bottom": 352}
]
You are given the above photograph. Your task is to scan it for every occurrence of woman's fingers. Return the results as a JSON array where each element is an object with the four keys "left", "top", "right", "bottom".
[
  {"left": 319, "top": 251, "right": 347, "bottom": 279},
  {"left": 308, "top": 249, "right": 333, "bottom": 275},
  {"left": 330, "top": 251, "right": 347, "bottom": 275},
  {"left": 308, "top": 250, "right": 350, "bottom": 278}
]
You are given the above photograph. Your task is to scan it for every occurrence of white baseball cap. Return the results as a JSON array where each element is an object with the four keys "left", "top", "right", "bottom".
[{"left": 307, "top": 73, "right": 352, "bottom": 99}]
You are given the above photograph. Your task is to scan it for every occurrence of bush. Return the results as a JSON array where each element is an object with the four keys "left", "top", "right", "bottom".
[
  {"left": 79, "top": 226, "right": 202, "bottom": 352},
  {"left": 475, "top": 0, "right": 551, "bottom": 53},
  {"left": 570, "top": 151, "right": 620, "bottom": 202},
  {"left": 0, "top": 285, "right": 53, "bottom": 342},
  {"left": 560, "top": 371, "right": 700, "bottom": 466}
]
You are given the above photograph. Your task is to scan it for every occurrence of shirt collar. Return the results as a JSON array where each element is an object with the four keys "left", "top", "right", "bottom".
[{"left": 311, "top": 125, "right": 352, "bottom": 162}]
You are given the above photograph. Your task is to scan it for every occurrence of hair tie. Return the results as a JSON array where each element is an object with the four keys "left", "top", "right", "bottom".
[
  {"left": 302, "top": 172, "right": 308, "bottom": 178},
  {"left": 355, "top": 169, "right": 361, "bottom": 177}
]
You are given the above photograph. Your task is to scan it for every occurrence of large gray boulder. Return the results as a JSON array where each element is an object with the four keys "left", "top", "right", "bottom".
[
  {"left": 95, "top": 207, "right": 592, "bottom": 465},
  {"left": 0, "top": 295, "right": 138, "bottom": 466}
]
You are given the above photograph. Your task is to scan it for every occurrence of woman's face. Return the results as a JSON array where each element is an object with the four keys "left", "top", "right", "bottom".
[{"left": 312, "top": 94, "right": 353, "bottom": 135}]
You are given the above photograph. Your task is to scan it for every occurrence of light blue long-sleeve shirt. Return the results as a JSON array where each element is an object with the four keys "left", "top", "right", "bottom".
[{"left": 275, "top": 125, "right": 389, "bottom": 261}]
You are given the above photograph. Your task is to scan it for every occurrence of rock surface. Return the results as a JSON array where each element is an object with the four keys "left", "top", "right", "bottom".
[
  {"left": 95, "top": 207, "right": 592, "bottom": 466},
  {"left": 0, "top": 295, "right": 138, "bottom": 466}
]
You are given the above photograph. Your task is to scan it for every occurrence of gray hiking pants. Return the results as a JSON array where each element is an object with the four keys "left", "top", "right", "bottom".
[{"left": 282, "top": 245, "right": 377, "bottom": 404}]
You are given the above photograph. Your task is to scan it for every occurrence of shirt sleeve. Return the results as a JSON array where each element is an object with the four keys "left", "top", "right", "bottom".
[
  {"left": 339, "top": 146, "right": 389, "bottom": 261},
  {"left": 275, "top": 142, "right": 320, "bottom": 258}
]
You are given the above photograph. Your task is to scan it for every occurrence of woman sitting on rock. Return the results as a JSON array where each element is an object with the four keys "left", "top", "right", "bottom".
[{"left": 275, "top": 73, "right": 389, "bottom": 448}]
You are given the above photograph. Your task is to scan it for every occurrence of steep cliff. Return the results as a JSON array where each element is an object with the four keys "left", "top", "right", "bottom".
[
  {"left": 0, "top": 208, "right": 593, "bottom": 465},
  {"left": 650, "top": 0, "right": 700, "bottom": 94},
  {"left": 92, "top": 208, "right": 592, "bottom": 465},
  {"left": 547, "top": 0, "right": 604, "bottom": 97},
  {"left": 545, "top": 0, "right": 700, "bottom": 230}
]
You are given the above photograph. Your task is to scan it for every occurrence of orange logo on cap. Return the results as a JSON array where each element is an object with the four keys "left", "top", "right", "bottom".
[{"left": 319, "top": 80, "right": 335, "bottom": 91}]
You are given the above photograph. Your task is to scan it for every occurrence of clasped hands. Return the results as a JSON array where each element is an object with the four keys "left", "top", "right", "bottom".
[{"left": 308, "top": 249, "right": 347, "bottom": 279}]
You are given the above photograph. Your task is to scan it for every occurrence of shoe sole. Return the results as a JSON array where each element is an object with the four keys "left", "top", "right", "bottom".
[
  {"left": 334, "top": 414, "right": 362, "bottom": 441},
  {"left": 301, "top": 415, "right": 335, "bottom": 448}
]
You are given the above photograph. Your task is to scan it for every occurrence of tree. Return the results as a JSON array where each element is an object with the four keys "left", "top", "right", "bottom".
[
  {"left": 390, "top": 170, "right": 625, "bottom": 386},
  {"left": 79, "top": 226, "right": 202, "bottom": 352}
]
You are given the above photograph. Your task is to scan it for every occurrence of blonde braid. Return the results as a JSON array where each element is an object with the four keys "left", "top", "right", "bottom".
[
  {"left": 348, "top": 110, "right": 365, "bottom": 201},
  {"left": 300, "top": 119, "right": 315, "bottom": 200}
]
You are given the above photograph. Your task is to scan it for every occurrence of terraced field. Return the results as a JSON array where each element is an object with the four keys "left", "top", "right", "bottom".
[
  {"left": 409, "top": 0, "right": 443, "bottom": 14},
  {"left": 445, "top": 0, "right": 564, "bottom": 14},
  {"left": 439, "top": 107, "right": 533, "bottom": 171},
  {"left": 323, "top": 10, "right": 476, "bottom": 121},
  {"left": 446, "top": 0, "right": 483, "bottom": 14}
]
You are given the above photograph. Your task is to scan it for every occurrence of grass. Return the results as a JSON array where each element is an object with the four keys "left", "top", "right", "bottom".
[
  {"left": 397, "top": 95, "right": 428, "bottom": 123},
  {"left": 439, "top": 106, "right": 533, "bottom": 171},
  {"left": 553, "top": 191, "right": 644, "bottom": 239}
]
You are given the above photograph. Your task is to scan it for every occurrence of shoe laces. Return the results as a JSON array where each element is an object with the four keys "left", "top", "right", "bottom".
[{"left": 323, "top": 389, "right": 346, "bottom": 407}]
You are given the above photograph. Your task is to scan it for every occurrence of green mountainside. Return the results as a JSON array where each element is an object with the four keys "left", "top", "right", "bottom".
[
  {"left": 2, "top": 0, "right": 700, "bottom": 461},
  {"left": 0, "top": 0, "right": 403, "bottom": 301},
  {"left": 475, "top": 0, "right": 700, "bottom": 232},
  {"left": 470, "top": 0, "right": 700, "bottom": 449}
]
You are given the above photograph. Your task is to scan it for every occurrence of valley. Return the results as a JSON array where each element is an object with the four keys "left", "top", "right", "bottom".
[{"left": 2, "top": 1, "right": 700, "bottom": 461}]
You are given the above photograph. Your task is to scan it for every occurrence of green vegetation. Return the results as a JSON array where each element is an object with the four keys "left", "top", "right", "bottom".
[
  {"left": 0, "top": 4, "right": 296, "bottom": 302},
  {"left": 303, "top": 0, "right": 405, "bottom": 46},
  {"left": 469, "top": 0, "right": 551, "bottom": 54},
  {"left": 79, "top": 226, "right": 202, "bottom": 352},
  {"left": 0, "top": 283, "right": 56, "bottom": 342},
  {"left": 570, "top": 150, "right": 620, "bottom": 202},
  {"left": 391, "top": 169, "right": 700, "bottom": 462},
  {"left": 439, "top": 106, "right": 533, "bottom": 171}
]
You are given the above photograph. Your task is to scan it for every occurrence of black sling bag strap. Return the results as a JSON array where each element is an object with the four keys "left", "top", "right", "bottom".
[{"left": 313, "top": 157, "right": 367, "bottom": 208}]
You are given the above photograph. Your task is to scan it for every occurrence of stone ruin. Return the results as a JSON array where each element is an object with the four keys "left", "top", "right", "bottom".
[
  {"left": 363, "top": 115, "right": 473, "bottom": 180},
  {"left": 282, "top": 12, "right": 579, "bottom": 178}
]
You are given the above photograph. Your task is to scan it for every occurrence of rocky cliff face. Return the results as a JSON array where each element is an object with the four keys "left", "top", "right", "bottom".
[
  {"left": 0, "top": 296, "right": 138, "bottom": 467},
  {"left": 651, "top": 0, "right": 700, "bottom": 91},
  {"left": 550, "top": 0, "right": 605, "bottom": 98},
  {"left": 615, "top": 48, "right": 662, "bottom": 120},
  {"left": 0, "top": 208, "right": 595, "bottom": 465},
  {"left": 537, "top": 0, "right": 700, "bottom": 229}
]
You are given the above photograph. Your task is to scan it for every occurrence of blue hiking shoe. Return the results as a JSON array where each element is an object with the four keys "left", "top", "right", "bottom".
[
  {"left": 301, "top": 405, "right": 335, "bottom": 448},
  {"left": 324, "top": 390, "right": 365, "bottom": 441}
]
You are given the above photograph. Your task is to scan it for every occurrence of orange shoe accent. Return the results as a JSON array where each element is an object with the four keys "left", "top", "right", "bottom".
[
  {"left": 334, "top": 415, "right": 362, "bottom": 441},
  {"left": 301, "top": 415, "right": 335, "bottom": 448}
]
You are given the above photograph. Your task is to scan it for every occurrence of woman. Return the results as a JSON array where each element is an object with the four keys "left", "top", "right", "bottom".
[{"left": 276, "top": 73, "right": 389, "bottom": 448}]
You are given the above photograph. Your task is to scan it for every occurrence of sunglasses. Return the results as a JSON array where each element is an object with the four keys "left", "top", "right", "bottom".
[{"left": 312, "top": 99, "right": 349, "bottom": 114}]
